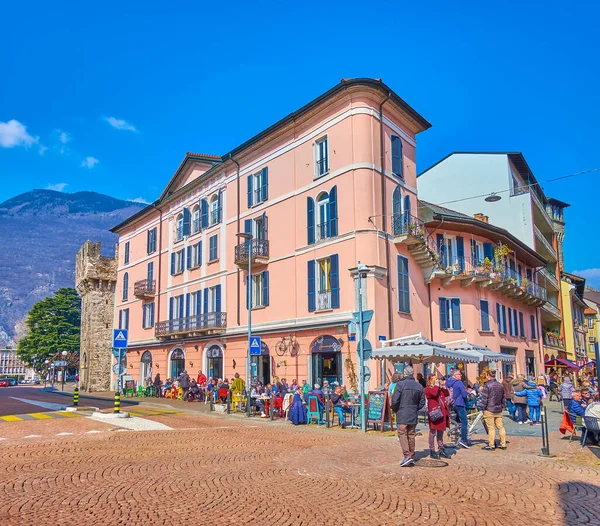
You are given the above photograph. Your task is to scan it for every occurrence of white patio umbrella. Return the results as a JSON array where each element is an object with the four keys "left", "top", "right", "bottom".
[
  {"left": 372, "top": 335, "right": 480, "bottom": 364},
  {"left": 445, "top": 341, "right": 516, "bottom": 363}
]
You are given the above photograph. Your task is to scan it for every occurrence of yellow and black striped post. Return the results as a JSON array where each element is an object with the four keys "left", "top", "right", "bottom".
[
  {"left": 114, "top": 392, "right": 121, "bottom": 414},
  {"left": 73, "top": 388, "right": 79, "bottom": 407}
]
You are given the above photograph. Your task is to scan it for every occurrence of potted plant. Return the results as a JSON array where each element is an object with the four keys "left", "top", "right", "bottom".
[
  {"left": 520, "top": 277, "right": 530, "bottom": 291},
  {"left": 481, "top": 257, "right": 493, "bottom": 275},
  {"left": 445, "top": 265, "right": 453, "bottom": 274},
  {"left": 506, "top": 277, "right": 517, "bottom": 286},
  {"left": 453, "top": 261, "right": 461, "bottom": 274}
]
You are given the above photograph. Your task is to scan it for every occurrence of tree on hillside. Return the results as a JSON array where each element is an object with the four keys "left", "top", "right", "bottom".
[{"left": 17, "top": 288, "right": 81, "bottom": 369}]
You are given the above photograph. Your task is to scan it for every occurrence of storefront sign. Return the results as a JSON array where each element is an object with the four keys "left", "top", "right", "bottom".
[
  {"left": 311, "top": 335, "right": 342, "bottom": 354},
  {"left": 206, "top": 346, "right": 222, "bottom": 359}
]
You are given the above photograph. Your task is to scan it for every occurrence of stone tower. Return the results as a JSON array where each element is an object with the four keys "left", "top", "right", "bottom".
[{"left": 75, "top": 241, "right": 117, "bottom": 392}]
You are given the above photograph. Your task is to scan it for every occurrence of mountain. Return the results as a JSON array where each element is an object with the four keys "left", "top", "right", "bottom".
[{"left": 0, "top": 189, "right": 145, "bottom": 346}]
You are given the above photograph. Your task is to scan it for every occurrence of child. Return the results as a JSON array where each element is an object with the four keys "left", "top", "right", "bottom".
[{"left": 515, "top": 379, "right": 543, "bottom": 425}]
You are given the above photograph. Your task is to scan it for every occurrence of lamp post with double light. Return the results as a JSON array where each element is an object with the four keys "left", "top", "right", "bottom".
[
  {"left": 61, "top": 350, "right": 68, "bottom": 391},
  {"left": 356, "top": 262, "right": 369, "bottom": 433},
  {"left": 236, "top": 231, "right": 253, "bottom": 417}
]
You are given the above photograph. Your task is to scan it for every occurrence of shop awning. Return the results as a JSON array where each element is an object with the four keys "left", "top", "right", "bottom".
[
  {"left": 544, "top": 358, "right": 580, "bottom": 370},
  {"left": 446, "top": 342, "right": 516, "bottom": 363},
  {"left": 372, "top": 335, "right": 479, "bottom": 364}
]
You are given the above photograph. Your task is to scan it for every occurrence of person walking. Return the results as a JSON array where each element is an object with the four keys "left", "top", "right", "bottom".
[
  {"left": 502, "top": 372, "right": 516, "bottom": 420},
  {"left": 178, "top": 371, "right": 190, "bottom": 400},
  {"left": 391, "top": 366, "right": 426, "bottom": 467},
  {"left": 424, "top": 375, "right": 451, "bottom": 459},
  {"left": 480, "top": 370, "right": 507, "bottom": 450},
  {"left": 511, "top": 374, "right": 529, "bottom": 424},
  {"left": 560, "top": 376, "right": 575, "bottom": 411},
  {"left": 514, "top": 378, "right": 543, "bottom": 425},
  {"left": 446, "top": 369, "right": 470, "bottom": 449}
]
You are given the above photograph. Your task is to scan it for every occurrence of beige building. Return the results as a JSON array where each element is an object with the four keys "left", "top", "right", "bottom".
[{"left": 0, "top": 349, "right": 34, "bottom": 378}]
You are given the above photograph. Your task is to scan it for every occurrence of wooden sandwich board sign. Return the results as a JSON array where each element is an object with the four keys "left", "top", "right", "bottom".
[{"left": 367, "top": 390, "right": 394, "bottom": 432}]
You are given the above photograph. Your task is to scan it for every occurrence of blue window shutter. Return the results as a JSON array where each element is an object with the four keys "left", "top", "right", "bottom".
[
  {"left": 185, "top": 293, "right": 191, "bottom": 317},
  {"left": 496, "top": 303, "right": 502, "bottom": 333},
  {"left": 169, "top": 297, "right": 174, "bottom": 320},
  {"left": 245, "top": 276, "right": 249, "bottom": 309},
  {"left": 170, "top": 253, "right": 175, "bottom": 275},
  {"left": 507, "top": 308, "right": 512, "bottom": 335},
  {"left": 519, "top": 312, "right": 525, "bottom": 337},
  {"left": 125, "top": 309, "right": 129, "bottom": 330},
  {"left": 328, "top": 185, "right": 338, "bottom": 238},
  {"left": 483, "top": 242, "right": 494, "bottom": 262},
  {"left": 147, "top": 262, "right": 154, "bottom": 282},
  {"left": 261, "top": 167, "right": 268, "bottom": 202},
  {"left": 123, "top": 273, "right": 128, "bottom": 300},
  {"left": 201, "top": 199, "right": 208, "bottom": 229},
  {"left": 391, "top": 135, "right": 401, "bottom": 175},
  {"left": 307, "top": 197, "right": 315, "bottom": 245},
  {"left": 217, "top": 189, "right": 222, "bottom": 223},
  {"left": 124, "top": 242, "right": 130, "bottom": 264},
  {"left": 456, "top": 236, "right": 464, "bottom": 271},
  {"left": 526, "top": 268, "right": 532, "bottom": 281},
  {"left": 439, "top": 298, "right": 448, "bottom": 330},
  {"left": 186, "top": 246, "right": 192, "bottom": 269},
  {"left": 398, "top": 255, "right": 410, "bottom": 314},
  {"left": 195, "top": 291, "right": 202, "bottom": 315},
  {"left": 480, "top": 300, "right": 489, "bottom": 331},
  {"left": 244, "top": 219, "right": 252, "bottom": 234},
  {"left": 330, "top": 254, "right": 340, "bottom": 309},
  {"left": 403, "top": 195, "right": 411, "bottom": 216},
  {"left": 502, "top": 306, "right": 507, "bottom": 335},
  {"left": 323, "top": 137, "right": 328, "bottom": 172},
  {"left": 437, "top": 234, "right": 446, "bottom": 268},
  {"left": 197, "top": 242, "right": 202, "bottom": 266},
  {"left": 307, "top": 260, "right": 316, "bottom": 312},
  {"left": 262, "top": 212, "right": 268, "bottom": 239},
  {"left": 530, "top": 314, "right": 536, "bottom": 339},
  {"left": 150, "top": 303, "right": 155, "bottom": 327},
  {"left": 471, "top": 240, "right": 477, "bottom": 265},
  {"left": 203, "top": 289, "right": 209, "bottom": 314},
  {"left": 182, "top": 208, "right": 191, "bottom": 236},
  {"left": 262, "top": 271, "right": 269, "bottom": 306},
  {"left": 142, "top": 304, "right": 147, "bottom": 329},
  {"left": 247, "top": 175, "right": 253, "bottom": 207},
  {"left": 451, "top": 299, "right": 461, "bottom": 330},
  {"left": 215, "top": 285, "right": 221, "bottom": 312},
  {"left": 392, "top": 185, "right": 402, "bottom": 215}
]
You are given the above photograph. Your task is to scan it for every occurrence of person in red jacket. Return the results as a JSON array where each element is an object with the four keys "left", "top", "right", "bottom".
[
  {"left": 197, "top": 370, "right": 207, "bottom": 386},
  {"left": 424, "top": 374, "right": 451, "bottom": 459}
]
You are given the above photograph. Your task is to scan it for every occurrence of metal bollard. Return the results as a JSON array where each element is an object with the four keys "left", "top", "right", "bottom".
[
  {"left": 73, "top": 388, "right": 79, "bottom": 407},
  {"left": 226, "top": 389, "right": 231, "bottom": 414},
  {"left": 210, "top": 392, "right": 214, "bottom": 411},
  {"left": 246, "top": 390, "right": 251, "bottom": 417},
  {"left": 540, "top": 406, "right": 550, "bottom": 457},
  {"left": 270, "top": 394, "right": 274, "bottom": 421},
  {"left": 325, "top": 394, "right": 331, "bottom": 428},
  {"left": 114, "top": 392, "right": 121, "bottom": 414}
]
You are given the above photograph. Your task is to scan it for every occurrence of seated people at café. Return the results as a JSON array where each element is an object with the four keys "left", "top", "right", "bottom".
[
  {"left": 250, "top": 383, "right": 268, "bottom": 417},
  {"left": 197, "top": 370, "right": 207, "bottom": 386},
  {"left": 569, "top": 391, "right": 587, "bottom": 417},
  {"left": 280, "top": 378, "right": 289, "bottom": 395},
  {"left": 218, "top": 378, "right": 230, "bottom": 389},
  {"left": 185, "top": 380, "right": 200, "bottom": 401},
  {"left": 289, "top": 388, "right": 306, "bottom": 425},
  {"left": 290, "top": 379, "right": 299, "bottom": 391},
  {"left": 231, "top": 373, "right": 245, "bottom": 393},
  {"left": 330, "top": 386, "right": 350, "bottom": 428},
  {"left": 309, "top": 384, "right": 325, "bottom": 407},
  {"left": 322, "top": 381, "right": 331, "bottom": 395},
  {"left": 153, "top": 374, "right": 162, "bottom": 397}
]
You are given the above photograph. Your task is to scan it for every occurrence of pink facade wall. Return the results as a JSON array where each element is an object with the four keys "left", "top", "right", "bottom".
[{"left": 112, "top": 84, "right": 543, "bottom": 389}]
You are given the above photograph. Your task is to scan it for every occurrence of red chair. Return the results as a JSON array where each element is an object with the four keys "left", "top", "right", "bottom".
[
  {"left": 273, "top": 396, "right": 283, "bottom": 417},
  {"left": 217, "top": 387, "right": 229, "bottom": 403}
]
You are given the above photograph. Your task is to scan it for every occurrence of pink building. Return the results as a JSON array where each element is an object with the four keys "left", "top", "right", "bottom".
[{"left": 111, "top": 78, "right": 546, "bottom": 390}]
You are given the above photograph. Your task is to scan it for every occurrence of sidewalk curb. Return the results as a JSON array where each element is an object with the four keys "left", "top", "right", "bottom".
[{"left": 43, "top": 389, "right": 140, "bottom": 407}]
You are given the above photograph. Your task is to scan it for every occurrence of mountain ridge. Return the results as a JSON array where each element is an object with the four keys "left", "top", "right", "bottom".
[{"left": 0, "top": 189, "right": 144, "bottom": 346}]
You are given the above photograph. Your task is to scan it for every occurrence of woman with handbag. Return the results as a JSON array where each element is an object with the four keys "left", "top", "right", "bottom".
[{"left": 424, "top": 375, "right": 452, "bottom": 459}]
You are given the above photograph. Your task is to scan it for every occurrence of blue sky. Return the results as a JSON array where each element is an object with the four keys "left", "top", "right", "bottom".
[{"left": 1, "top": 0, "right": 598, "bottom": 284}]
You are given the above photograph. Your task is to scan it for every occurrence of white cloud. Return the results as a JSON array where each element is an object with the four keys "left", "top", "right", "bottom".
[
  {"left": 46, "top": 183, "right": 68, "bottom": 192},
  {"left": 57, "top": 130, "right": 71, "bottom": 144},
  {"left": 39, "top": 145, "right": 49, "bottom": 155},
  {"left": 0, "top": 119, "right": 38, "bottom": 148},
  {"left": 128, "top": 197, "right": 150, "bottom": 204},
  {"left": 104, "top": 116, "right": 137, "bottom": 132},
  {"left": 573, "top": 268, "right": 600, "bottom": 288},
  {"left": 81, "top": 156, "right": 99, "bottom": 169}
]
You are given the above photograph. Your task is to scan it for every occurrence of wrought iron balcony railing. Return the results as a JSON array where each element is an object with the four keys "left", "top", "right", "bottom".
[
  {"left": 391, "top": 212, "right": 426, "bottom": 239},
  {"left": 317, "top": 290, "right": 332, "bottom": 311},
  {"left": 134, "top": 279, "right": 156, "bottom": 297},
  {"left": 155, "top": 312, "right": 227, "bottom": 337},
  {"left": 234, "top": 239, "right": 270, "bottom": 266}
]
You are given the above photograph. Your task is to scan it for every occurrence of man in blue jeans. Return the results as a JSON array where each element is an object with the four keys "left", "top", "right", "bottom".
[{"left": 446, "top": 369, "right": 469, "bottom": 449}]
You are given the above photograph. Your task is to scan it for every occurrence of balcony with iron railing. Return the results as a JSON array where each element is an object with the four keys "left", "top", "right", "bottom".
[
  {"left": 234, "top": 238, "right": 270, "bottom": 268},
  {"left": 316, "top": 290, "right": 332, "bottom": 311},
  {"left": 542, "top": 300, "right": 561, "bottom": 319},
  {"left": 155, "top": 312, "right": 227, "bottom": 338},
  {"left": 543, "top": 332, "right": 565, "bottom": 350},
  {"left": 134, "top": 279, "right": 156, "bottom": 298},
  {"left": 391, "top": 212, "right": 426, "bottom": 246},
  {"left": 316, "top": 157, "right": 329, "bottom": 177},
  {"left": 210, "top": 208, "right": 222, "bottom": 226},
  {"left": 540, "top": 267, "right": 559, "bottom": 290},
  {"left": 534, "top": 225, "right": 557, "bottom": 260}
]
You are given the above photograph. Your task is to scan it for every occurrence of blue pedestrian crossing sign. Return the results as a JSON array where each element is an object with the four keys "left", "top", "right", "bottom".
[
  {"left": 113, "top": 329, "right": 128, "bottom": 349},
  {"left": 249, "top": 336, "right": 262, "bottom": 355}
]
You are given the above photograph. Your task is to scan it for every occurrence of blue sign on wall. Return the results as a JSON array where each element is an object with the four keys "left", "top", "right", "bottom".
[
  {"left": 113, "top": 329, "right": 128, "bottom": 348},
  {"left": 249, "top": 336, "right": 262, "bottom": 356}
]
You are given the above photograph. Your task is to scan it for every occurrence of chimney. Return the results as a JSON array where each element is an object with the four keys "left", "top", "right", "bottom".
[{"left": 474, "top": 213, "right": 489, "bottom": 223}]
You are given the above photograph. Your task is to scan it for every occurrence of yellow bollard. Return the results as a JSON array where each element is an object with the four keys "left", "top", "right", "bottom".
[
  {"left": 73, "top": 388, "right": 79, "bottom": 407},
  {"left": 114, "top": 392, "right": 121, "bottom": 414}
]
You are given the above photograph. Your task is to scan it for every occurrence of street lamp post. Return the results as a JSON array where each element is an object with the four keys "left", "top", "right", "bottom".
[
  {"left": 357, "top": 262, "right": 369, "bottom": 433},
  {"left": 61, "top": 350, "right": 68, "bottom": 391},
  {"left": 237, "top": 232, "right": 253, "bottom": 417},
  {"left": 44, "top": 360, "right": 49, "bottom": 388}
]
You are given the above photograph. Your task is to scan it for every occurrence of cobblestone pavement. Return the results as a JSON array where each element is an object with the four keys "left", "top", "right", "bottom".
[{"left": 1, "top": 411, "right": 600, "bottom": 526}]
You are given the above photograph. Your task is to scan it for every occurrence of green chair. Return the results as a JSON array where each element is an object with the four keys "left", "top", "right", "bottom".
[
  {"left": 137, "top": 384, "right": 144, "bottom": 397},
  {"left": 307, "top": 396, "right": 323, "bottom": 425}
]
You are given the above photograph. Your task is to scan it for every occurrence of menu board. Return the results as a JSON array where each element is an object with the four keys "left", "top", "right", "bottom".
[{"left": 367, "top": 391, "right": 394, "bottom": 432}]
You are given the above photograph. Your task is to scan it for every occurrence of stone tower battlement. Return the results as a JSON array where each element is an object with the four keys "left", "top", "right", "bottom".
[{"left": 76, "top": 241, "right": 117, "bottom": 392}]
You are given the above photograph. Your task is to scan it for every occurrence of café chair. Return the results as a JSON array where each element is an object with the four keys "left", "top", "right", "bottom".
[{"left": 307, "top": 396, "right": 324, "bottom": 425}]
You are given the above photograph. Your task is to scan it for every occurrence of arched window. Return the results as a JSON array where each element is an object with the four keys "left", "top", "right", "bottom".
[
  {"left": 210, "top": 194, "right": 220, "bottom": 225},
  {"left": 192, "top": 205, "right": 200, "bottom": 233},
  {"left": 205, "top": 345, "right": 223, "bottom": 380},
  {"left": 175, "top": 213, "right": 184, "bottom": 241},
  {"left": 122, "top": 272, "right": 129, "bottom": 301},
  {"left": 392, "top": 185, "right": 403, "bottom": 216},
  {"left": 141, "top": 351, "right": 152, "bottom": 384},
  {"left": 170, "top": 348, "right": 185, "bottom": 379},
  {"left": 316, "top": 192, "right": 329, "bottom": 241}
]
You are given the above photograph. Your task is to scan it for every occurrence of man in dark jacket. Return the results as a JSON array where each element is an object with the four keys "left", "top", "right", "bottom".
[
  {"left": 391, "top": 366, "right": 426, "bottom": 467},
  {"left": 501, "top": 372, "right": 515, "bottom": 420},
  {"left": 480, "top": 370, "right": 507, "bottom": 450}
]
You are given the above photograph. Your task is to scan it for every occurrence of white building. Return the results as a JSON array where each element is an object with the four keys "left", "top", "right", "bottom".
[{"left": 0, "top": 349, "right": 34, "bottom": 378}]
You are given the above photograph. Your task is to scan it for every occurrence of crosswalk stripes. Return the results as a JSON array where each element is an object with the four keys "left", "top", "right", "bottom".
[{"left": 0, "top": 408, "right": 182, "bottom": 423}]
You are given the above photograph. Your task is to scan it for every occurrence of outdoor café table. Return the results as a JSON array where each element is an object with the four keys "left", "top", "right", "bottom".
[{"left": 348, "top": 402, "right": 361, "bottom": 429}]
